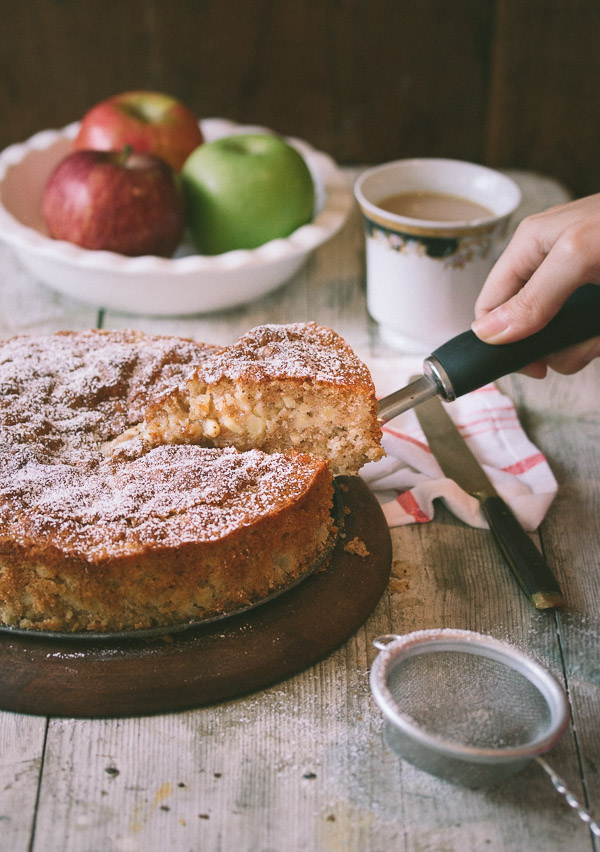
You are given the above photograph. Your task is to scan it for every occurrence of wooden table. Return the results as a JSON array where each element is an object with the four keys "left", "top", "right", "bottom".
[{"left": 1, "top": 168, "right": 599, "bottom": 852}]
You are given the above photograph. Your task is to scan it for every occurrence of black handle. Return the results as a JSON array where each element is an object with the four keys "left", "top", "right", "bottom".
[
  {"left": 479, "top": 495, "right": 565, "bottom": 609},
  {"left": 431, "top": 283, "right": 600, "bottom": 399}
]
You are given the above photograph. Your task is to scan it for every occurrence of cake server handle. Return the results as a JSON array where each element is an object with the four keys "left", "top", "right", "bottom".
[{"left": 378, "top": 283, "right": 600, "bottom": 422}]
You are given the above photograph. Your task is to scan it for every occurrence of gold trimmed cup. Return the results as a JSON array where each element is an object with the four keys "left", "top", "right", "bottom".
[{"left": 354, "top": 159, "right": 521, "bottom": 353}]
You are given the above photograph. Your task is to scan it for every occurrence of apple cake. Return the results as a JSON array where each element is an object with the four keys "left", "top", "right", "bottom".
[
  {"left": 112, "top": 322, "right": 384, "bottom": 476},
  {"left": 0, "top": 323, "right": 382, "bottom": 634}
]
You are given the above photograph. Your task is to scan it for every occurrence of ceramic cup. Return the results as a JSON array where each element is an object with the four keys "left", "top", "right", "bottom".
[{"left": 354, "top": 158, "right": 522, "bottom": 353}]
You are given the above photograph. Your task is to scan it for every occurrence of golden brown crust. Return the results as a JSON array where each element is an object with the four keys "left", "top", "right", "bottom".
[{"left": 0, "top": 446, "right": 333, "bottom": 632}]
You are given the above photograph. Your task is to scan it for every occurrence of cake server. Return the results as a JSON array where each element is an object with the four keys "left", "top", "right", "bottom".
[
  {"left": 414, "top": 392, "right": 565, "bottom": 609},
  {"left": 377, "top": 283, "right": 600, "bottom": 422}
]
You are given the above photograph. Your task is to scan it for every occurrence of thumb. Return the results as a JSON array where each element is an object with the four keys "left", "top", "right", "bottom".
[{"left": 545, "top": 336, "right": 600, "bottom": 375}]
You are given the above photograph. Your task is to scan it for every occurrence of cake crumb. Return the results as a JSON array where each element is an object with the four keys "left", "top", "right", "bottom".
[{"left": 343, "top": 537, "right": 369, "bottom": 557}]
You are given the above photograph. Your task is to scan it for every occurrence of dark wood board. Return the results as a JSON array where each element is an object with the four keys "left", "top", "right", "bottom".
[
  {"left": 0, "top": 477, "right": 391, "bottom": 718},
  {"left": 4, "top": 3, "right": 600, "bottom": 195}
]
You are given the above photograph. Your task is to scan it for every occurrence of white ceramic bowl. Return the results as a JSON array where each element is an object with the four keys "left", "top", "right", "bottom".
[{"left": 0, "top": 118, "right": 353, "bottom": 315}]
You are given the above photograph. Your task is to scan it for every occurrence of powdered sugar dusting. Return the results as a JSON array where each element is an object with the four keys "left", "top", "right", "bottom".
[
  {"left": 0, "top": 330, "right": 324, "bottom": 560},
  {"left": 199, "top": 322, "right": 374, "bottom": 387},
  {"left": 0, "top": 329, "right": 216, "bottom": 463}
]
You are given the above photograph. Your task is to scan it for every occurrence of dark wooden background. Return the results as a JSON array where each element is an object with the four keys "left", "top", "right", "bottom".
[{"left": 1, "top": 0, "right": 599, "bottom": 197}]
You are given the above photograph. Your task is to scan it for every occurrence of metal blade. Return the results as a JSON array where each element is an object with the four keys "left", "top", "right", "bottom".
[
  {"left": 414, "top": 393, "right": 565, "bottom": 610},
  {"left": 414, "top": 394, "right": 496, "bottom": 498},
  {"left": 377, "top": 375, "right": 438, "bottom": 423}
]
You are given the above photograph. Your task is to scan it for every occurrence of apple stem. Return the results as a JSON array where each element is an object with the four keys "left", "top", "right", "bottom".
[{"left": 120, "top": 144, "right": 133, "bottom": 165}]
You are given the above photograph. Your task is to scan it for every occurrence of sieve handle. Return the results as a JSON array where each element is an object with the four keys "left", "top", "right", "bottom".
[
  {"left": 536, "top": 756, "right": 600, "bottom": 837},
  {"left": 373, "top": 634, "right": 402, "bottom": 651}
]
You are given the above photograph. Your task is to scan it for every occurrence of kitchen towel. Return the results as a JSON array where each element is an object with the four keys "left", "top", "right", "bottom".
[{"left": 359, "top": 354, "right": 558, "bottom": 531}]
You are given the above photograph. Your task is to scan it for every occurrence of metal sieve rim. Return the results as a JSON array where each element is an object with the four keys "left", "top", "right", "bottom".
[{"left": 370, "top": 629, "right": 570, "bottom": 765}]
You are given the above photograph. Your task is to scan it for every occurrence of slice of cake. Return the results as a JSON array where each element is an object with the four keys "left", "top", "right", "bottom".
[{"left": 134, "top": 322, "right": 384, "bottom": 476}]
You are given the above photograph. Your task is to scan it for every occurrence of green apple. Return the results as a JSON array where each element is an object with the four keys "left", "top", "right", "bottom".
[{"left": 181, "top": 133, "right": 315, "bottom": 254}]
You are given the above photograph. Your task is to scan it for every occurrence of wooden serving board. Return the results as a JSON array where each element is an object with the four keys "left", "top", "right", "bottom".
[{"left": 0, "top": 477, "right": 391, "bottom": 718}]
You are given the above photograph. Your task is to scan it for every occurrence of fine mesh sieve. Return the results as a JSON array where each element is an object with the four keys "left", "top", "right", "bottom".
[{"left": 370, "top": 629, "right": 600, "bottom": 836}]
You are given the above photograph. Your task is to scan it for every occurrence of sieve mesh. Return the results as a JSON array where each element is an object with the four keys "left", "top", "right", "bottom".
[{"left": 385, "top": 649, "right": 553, "bottom": 749}]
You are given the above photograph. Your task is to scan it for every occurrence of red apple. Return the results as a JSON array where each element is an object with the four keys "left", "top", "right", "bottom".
[
  {"left": 42, "top": 148, "right": 185, "bottom": 257},
  {"left": 73, "top": 90, "right": 204, "bottom": 172}
]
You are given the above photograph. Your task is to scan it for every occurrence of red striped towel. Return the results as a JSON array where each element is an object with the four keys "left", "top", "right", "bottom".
[{"left": 359, "top": 355, "right": 558, "bottom": 531}]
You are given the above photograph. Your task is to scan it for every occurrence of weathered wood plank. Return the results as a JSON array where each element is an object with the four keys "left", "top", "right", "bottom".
[
  {"left": 3, "top": 1, "right": 600, "bottom": 194},
  {"left": 0, "top": 1, "right": 494, "bottom": 167},
  {"left": 486, "top": 0, "right": 600, "bottom": 196},
  {"left": 512, "top": 363, "right": 600, "bottom": 830},
  {"left": 0, "top": 250, "right": 99, "bottom": 338},
  {"left": 0, "top": 712, "right": 47, "bottom": 852}
]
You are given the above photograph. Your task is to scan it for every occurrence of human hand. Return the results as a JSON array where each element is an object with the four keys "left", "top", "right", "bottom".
[{"left": 471, "top": 194, "right": 600, "bottom": 377}]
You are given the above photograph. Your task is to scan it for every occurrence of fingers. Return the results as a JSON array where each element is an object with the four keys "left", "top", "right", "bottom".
[
  {"left": 469, "top": 195, "right": 600, "bottom": 380},
  {"left": 545, "top": 336, "right": 600, "bottom": 375},
  {"left": 473, "top": 205, "right": 600, "bottom": 345},
  {"left": 508, "top": 337, "right": 600, "bottom": 381},
  {"left": 519, "top": 360, "right": 549, "bottom": 380},
  {"left": 474, "top": 215, "right": 551, "bottom": 317}
]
